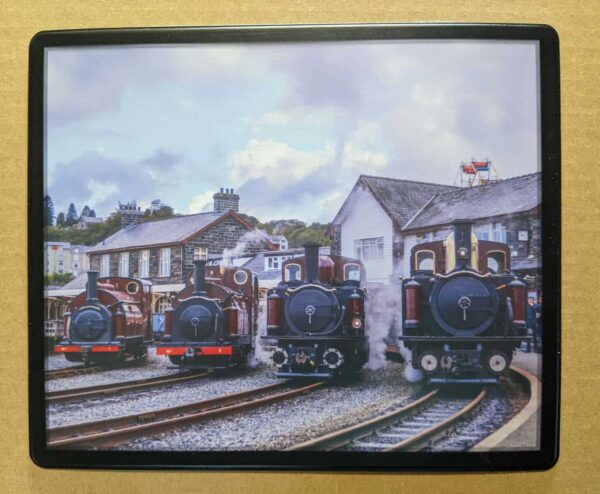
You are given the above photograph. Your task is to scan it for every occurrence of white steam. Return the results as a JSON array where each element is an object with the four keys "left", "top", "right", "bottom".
[
  {"left": 364, "top": 284, "right": 402, "bottom": 370},
  {"left": 221, "top": 228, "right": 272, "bottom": 265},
  {"left": 251, "top": 302, "right": 274, "bottom": 365}
]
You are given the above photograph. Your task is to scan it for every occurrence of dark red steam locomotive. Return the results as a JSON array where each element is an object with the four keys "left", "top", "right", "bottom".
[
  {"left": 265, "top": 243, "right": 369, "bottom": 378},
  {"left": 54, "top": 271, "right": 153, "bottom": 365},
  {"left": 399, "top": 220, "right": 530, "bottom": 383},
  {"left": 156, "top": 260, "right": 259, "bottom": 369}
]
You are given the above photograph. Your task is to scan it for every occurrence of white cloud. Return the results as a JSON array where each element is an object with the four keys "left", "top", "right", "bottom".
[
  {"left": 86, "top": 179, "right": 119, "bottom": 206},
  {"left": 229, "top": 138, "right": 334, "bottom": 189},
  {"left": 187, "top": 191, "right": 214, "bottom": 214}
]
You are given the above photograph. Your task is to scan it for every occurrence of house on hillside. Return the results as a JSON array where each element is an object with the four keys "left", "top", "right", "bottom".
[
  {"left": 330, "top": 173, "right": 542, "bottom": 294},
  {"left": 76, "top": 216, "right": 103, "bottom": 230}
]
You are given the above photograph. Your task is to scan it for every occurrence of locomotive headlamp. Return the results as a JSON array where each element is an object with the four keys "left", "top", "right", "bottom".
[
  {"left": 351, "top": 317, "right": 363, "bottom": 329},
  {"left": 458, "top": 247, "right": 469, "bottom": 258}
]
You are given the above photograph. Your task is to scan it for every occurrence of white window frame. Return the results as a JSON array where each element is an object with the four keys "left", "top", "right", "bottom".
[
  {"left": 139, "top": 250, "right": 149, "bottom": 278},
  {"left": 119, "top": 252, "right": 129, "bottom": 277},
  {"left": 100, "top": 254, "right": 110, "bottom": 277},
  {"left": 194, "top": 246, "right": 208, "bottom": 261},
  {"left": 475, "top": 224, "right": 492, "bottom": 241},
  {"left": 493, "top": 222, "right": 507, "bottom": 244},
  {"left": 159, "top": 248, "right": 171, "bottom": 277},
  {"left": 354, "top": 237, "right": 384, "bottom": 262}
]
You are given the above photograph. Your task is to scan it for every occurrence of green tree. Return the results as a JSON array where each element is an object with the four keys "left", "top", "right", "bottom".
[
  {"left": 142, "top": 205, "right": 176, "bottom": 222},
  {"left": 43, "top": 195, "right": 55, "bottom": 226},
  {"left": 88, "top": 209, "right": 96, "bottom": 217},
  {"left": 66, "top": 203, "right": 78, "bottom": 226},
  {"left": 56, "top": 212, "right": 65, "bottom": 227},
  {"left": 80, "top": 205, "right": 91, "bottom": 217}
]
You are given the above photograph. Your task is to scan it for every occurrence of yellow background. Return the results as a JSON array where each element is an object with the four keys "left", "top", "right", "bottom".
[{"left": 1, "top": 1, "right": 598, "bottom": 492}]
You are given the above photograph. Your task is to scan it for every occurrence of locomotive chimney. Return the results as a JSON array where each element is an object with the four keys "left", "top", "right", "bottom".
[
  {"left": 86, "top": 270, "right": 99, "bottom": 302},
  {"left": 192, "top": 259, "right": 207, "bottom": 296},
  {"left": 453, "top": 220, "right": 474, "bottom": 270},
  {"left": 303, "top": 242, "right": 321, "bottom": 283}
]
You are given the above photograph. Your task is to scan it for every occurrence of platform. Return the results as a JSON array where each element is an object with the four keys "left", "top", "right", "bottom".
[{"left": 471, "top": 350, "right": 542, "bottom": 452}]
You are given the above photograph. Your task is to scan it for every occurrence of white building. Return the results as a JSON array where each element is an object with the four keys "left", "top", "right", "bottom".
[
  {"left": 330, "top": 175, "right": 456, "bottom": 285},
  {"left": 267, "top": 234, "right": 288, "bottom": 251},
  {"left": 330, "top": 173, "right": 541, "bottom": 287}
]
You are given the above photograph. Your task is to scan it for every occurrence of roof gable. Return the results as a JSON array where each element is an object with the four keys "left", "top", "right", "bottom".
[
  {"left": 87, "top": 211, "right": 251, "bottom": 253},
  {"left": 403, "top": 172, "right": 541, "bottom": 230},
  {"left": 333, "top": 175, "right": 459, "bottom": 229}
]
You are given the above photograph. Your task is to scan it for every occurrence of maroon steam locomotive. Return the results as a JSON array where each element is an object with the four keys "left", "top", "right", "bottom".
[
  {"left": 54, "top": 271, "right": 153, "bottom": 365},
  {"left": 265, "top": 243, "right": 369, "bottom": 378},
  {"left": 399, "top": 220, "right": 530, "bottom": 383},
  {"left": 156, "top": 260, "right": 259, "bottom": 369}
]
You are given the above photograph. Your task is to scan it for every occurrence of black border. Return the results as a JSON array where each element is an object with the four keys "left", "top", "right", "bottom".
[{"left": 28, "top": 23, "right": 561, "bottom": 471}]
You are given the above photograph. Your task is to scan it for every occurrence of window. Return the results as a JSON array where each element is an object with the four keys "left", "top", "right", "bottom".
[
  {"left": 415, "top": 250, "right": 435, "bottom": 272},
  {"left": 475, "top": 224, "right": 491, "bottom": 241},
  {"left": 493, "top": 222, "right": 507, "bottom": 244},
  {"left": 285, "top": 263, "right": 301, "bottom": 282},
  {"left": 354, "top": 237, "right": 384, "bottom": 262},
  {"left": 139, "top": 250, "right": 149, "bottom": 278},
  {"left": 486, "top": 251, "right": 507, "bottom": 274},
  {"left": 344, "top": 263, "right": 361, "bottom": 281},
  {"left": 119, "top": 252, "right": 129, "bottom": 277},
  {"left": 416, "top": 232, "right": 433, "bottom": 244},
  {"left": 194, "top": 246, "right": 208, "bottom": 261},
  {"left": 155, "top": 296, "right": 171, "bottom": 314},
  {"left": 101, "top": 254, "right": 110, "bottom": 277},
  {"left": 159, "top": 248, "right": 171, "bottom": 277}
]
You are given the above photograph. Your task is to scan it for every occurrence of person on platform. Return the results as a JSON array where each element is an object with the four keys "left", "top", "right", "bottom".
[
  {"left": 535, "top": 296, "right": 543, "bottom": 352},
  {"left": 526, "top": 297, "right": 540, "bottom": 353}
]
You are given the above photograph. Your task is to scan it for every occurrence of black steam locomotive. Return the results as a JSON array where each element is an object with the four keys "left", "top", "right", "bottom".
[
  {"left": 156, "top": 259, "right": 259, "bottom": 369},
  {"left": 399, "top": 220, "right": 529, "bottom": 383},
  {"left": 54, "top": 271, "right": 153, "bottom": 365},
  {"left": 265, "top": 243, "right": 368, "bottom": 378}
]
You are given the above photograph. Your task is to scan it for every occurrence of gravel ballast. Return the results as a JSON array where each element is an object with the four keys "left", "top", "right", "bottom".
[{"left": 121, "top": 362, "right": 420, "bottom": 451}]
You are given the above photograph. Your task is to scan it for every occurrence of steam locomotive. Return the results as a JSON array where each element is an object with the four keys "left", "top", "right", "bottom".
[
  {"left": 399, "top": 220, "right": 530, "bottom": 383},
  {"left": 155, "top": 260, "right": 259, "bottom": 369},
  {"left": 265, "top": 243, "right": 369, "bottom": 378},
  {"left": 54, "top": 271, "right": 153, "bottom": 365}
]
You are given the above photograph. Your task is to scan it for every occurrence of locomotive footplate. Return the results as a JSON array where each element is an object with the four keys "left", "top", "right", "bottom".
[{"left": 398, "top": 335, "right": 531, "bottom": 342}]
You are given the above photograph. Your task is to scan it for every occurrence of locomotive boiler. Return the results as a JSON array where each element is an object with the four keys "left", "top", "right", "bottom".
[
  {"left": 265, "top": 243, "right": 369, "bottom": 378},
  {"left": 399, "top": 220, "right": 530, "bottom": 383},
  {"left": 155, "top": 259, "right": 259, "bottom": 369},
  {"left": 54, "top": 271, "right": 153, "bottom": 365}
]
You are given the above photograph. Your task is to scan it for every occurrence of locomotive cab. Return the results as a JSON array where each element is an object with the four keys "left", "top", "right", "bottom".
[
  {"left": 265, "top": 243, "right": 368, "bottom": 379},
  {"left": 400, "top": 220, "right": 529, "bottom": 383}
]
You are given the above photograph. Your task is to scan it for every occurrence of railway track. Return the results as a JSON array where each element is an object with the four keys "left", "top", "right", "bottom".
[
  {"left": 44, "top": 365, "right": 103, "bottom": 380},
  {"left": 48, "top": 380, "right": 325, "bottom": 449},
  {"left": 46, "top": 371, "right": 209, "bottom": 404},
  {"left": 287, "top": 387, "right": 487, "bottom": 452},
  {"left": 44, "top": 359, "right": 145, "bottom": 380}
]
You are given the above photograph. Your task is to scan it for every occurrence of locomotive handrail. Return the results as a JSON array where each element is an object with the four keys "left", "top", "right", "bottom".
[
  {"left": 286, "top": 283, "right": 338, "bottom": 293},
  {"left": 436, "top": 270, "right": 492, "bottom": 279}
]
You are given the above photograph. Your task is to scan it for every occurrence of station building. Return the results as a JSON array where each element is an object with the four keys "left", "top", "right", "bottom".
[{"left": 330, "top": 172, "right": 542, "bottom": 297}]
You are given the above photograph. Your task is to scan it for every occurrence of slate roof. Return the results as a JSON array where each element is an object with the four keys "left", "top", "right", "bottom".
[
  {"left": 61, "top": 273, "right": 88, "bottom": 290},
  {"left": 358, "top": 176, "right": 459, "bottom": 229},
  {"left": 87, "top": 211, "right": 231, "bottom": 253},
  {"left": 403, "top": 172, "right": 541, "bottom": 230}
]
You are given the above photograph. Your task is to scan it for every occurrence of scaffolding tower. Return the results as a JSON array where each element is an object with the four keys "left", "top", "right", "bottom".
[{"left": 455, "top": 159, "right": 500, "bottom": 187}]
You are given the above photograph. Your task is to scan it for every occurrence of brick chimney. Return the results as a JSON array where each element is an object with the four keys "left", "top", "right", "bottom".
[{"left": 213, "top": 188, "right": 240, "bottom": 213}]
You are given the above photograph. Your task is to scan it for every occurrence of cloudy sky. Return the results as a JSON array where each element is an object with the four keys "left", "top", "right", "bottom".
[{"left": 45, "top": 40, "right": 540, "bottom": 223}]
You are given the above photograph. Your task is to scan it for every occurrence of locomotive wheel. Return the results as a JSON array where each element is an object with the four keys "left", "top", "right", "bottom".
[
  {"left": 168, "top": 355, "right": 184, "bottom": 365},
  {"left": 485, "top": 350, "right": 510, "bottom": 376},
  {"left": 64, "top": 352, "right": 82, "bottom": 363},
  {"left": 418, "top": 351, "right": 440, "bottom": 375}
]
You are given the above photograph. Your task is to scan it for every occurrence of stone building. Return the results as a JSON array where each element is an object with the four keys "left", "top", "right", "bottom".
[{"left": 330, "top": 172, "right": 542, "bottom": 295}]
